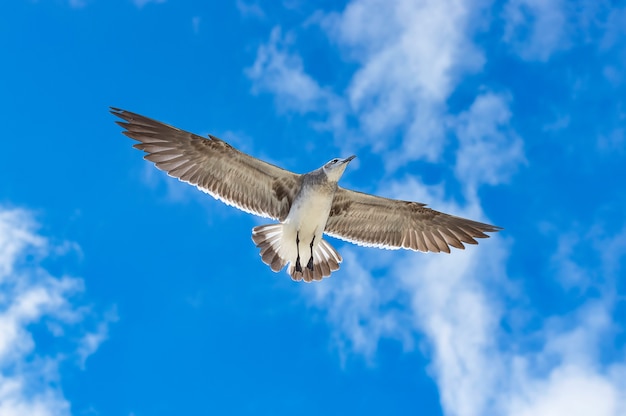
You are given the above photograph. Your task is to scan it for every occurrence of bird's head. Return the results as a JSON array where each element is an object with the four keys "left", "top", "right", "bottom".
[{"left": 322, "top": 155, "right": 356, "bottom": 182}]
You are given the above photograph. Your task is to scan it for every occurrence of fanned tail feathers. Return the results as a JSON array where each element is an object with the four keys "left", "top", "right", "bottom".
[
  {"left": 288, "top": 238, "right": 342, "bottom": 282},
  {"left": 252, "top": 224, "right": 342, "bottom": 282},
  {"left": 251, "top": 224, "right": 287, "bottom": 272}
]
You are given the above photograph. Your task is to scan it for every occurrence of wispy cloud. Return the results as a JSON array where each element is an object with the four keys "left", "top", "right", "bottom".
[
  {"left": 247, "top": 28, "right": 342, "bottom": 116},
  {"left": 248, "top": 0, "right": 489, "bottom": 168},
  {"left": 503, "top": 0, "right": 569, "bottom": 61},
  {"left": 236, "top": 0, "right": 265, "bottom": 19},
  {"left": 77, "top": 307, "right": 119, "bottom": 369},
  {"left": 453, "top": 92, "right": 525, "bottom": 189},
  {"left": 326, "top": 0, "right": 484, "bottom": 161},
  {"left": 304, "top": 249, "right": 413, "bottom": 362},
  {"left": 69, "top": 0, "right": 87, "bottom": 8},
  {"left": 192, "top": 16, "right": 201, "bottom": 35},
  {"left": 248, "top": 0, "right": 625, "bottom": 415},
  {"left": 505, "top": 301, "right": 626, "bottom": 416},
  {"left": 140, "top": 161, "right": 197, "bottom": 203},
  {"left": 501, "top": 0, "right": 615, "bottom": 62},
  {"left": 133, "top": 0, "right": 166, "bottom": 9},
  {"left": 308, "top": 184, "right": 626, "bottom": 416},
  {"left": 0, "top": 206, "right": 114, "bottom": 414}
]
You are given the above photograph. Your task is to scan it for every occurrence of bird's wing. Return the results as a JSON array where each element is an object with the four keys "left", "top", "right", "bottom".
[
  {"left": 325, "top": 188, "right": 502, "bottom": 253},
  {"left": 112, "top": 108, "right": 300, "bottom": 221}
]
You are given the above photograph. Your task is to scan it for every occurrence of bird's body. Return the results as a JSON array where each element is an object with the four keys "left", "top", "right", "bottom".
[
  {"left": 282, "top": 175, "right": 335, "bottom": 268},
  {"left": 254, "top": 165, "right": 345, "bottom": 281},
  {"left": 112, "top": 108, "right": 502, "bottom": 282}
]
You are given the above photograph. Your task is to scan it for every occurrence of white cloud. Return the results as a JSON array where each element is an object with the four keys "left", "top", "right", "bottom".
[
  {"left": 327, "top": 0, "right": 485, "bottom": 102},
  {"left": 306, "top": 176, "right": 508, "bottom": 415},
  {"left": 501, "top": 2, "right": 626, "bottom": 66},
  {"left": 77, "top": 307, "right": 118, "bottom": 369},
  {"left": 249, "top": 11, "right": 513, "bottom": 402},
  {"left": 508, "top": 366, "right": 623, "bottom": 416},
  {"left": 249, "top": 1, "right": 625, "bottom": 415},
  {"left": 308, "top": 178, "right": 626, "bottom": 416},
  {"left": 0, "top": 206, "right": 113, "bottom": 415},
  {"left": 500, "top": 225, "right": 626, "bottom": 416},
  {"left": 453, "top": 92, "right": 525, "bottom": 189},
  {"left": 0, "top": 209, "right": 45, "bottom": 279},
  {"left": 388, "top": 180, "right": 508, "bottom": 416},
  {"left": 326, "top": 0, "right": 484, "bottom": 159},
  {"left": 502, "top": 0, "right": 569, "bottom": 61},
  {"left": 248, "top": 0, "right": 489, "bottom": 168},
  {"left": 505, "top": 301, "right": 626, "bottom": 416},
  {"left": 303, "top": 249, "right": 413, "bottom": 362},
  {"left": 550, "top": 233, "right": 590, "bottom": 290},
  {"left": 247, "top": 28, "right": 342, "bottom": 115}
]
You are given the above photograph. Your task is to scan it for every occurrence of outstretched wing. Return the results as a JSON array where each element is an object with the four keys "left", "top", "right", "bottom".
[
  {"left": 112, "top": 108, "right": 300, "bottom": 221},
  {"left": 325, "top": 188, "right": 501, "bottom": 253}
]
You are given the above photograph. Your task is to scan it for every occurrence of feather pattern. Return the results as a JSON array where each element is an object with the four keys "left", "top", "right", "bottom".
[
  {"left": 112, "top": 107, "right": 502, "bottom": 282},
  {"left": 111, "top": 108, "right": 300, "bottom": 221},
  {"left": 325, "top": 188, "right": 502, "bottom": 253}
]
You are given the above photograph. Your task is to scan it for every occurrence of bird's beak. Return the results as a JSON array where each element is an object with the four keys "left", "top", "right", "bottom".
[{"left": 342, "top": 155, "right": 356, "bottom": 164}]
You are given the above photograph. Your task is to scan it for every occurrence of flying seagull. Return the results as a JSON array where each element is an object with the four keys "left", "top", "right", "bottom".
[{"left": 111, "top": 108, "right": 501, "bottom": 282}]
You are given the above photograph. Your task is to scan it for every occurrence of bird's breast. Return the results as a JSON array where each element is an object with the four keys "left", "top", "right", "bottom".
[{"left": 285, "top": 186, "right": 335, "bottom": 235}]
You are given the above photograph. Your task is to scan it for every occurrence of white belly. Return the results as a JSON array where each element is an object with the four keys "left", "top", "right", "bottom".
[{"left": 280, "top": 188, "right": 334, "bottom": 265}]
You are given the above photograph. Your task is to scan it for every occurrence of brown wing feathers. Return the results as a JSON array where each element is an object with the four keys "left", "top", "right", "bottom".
[
  {"left": 325, "top": 188, "right": 501, "bottom": 253},
  {"left": 111, "top": 108, "right": 300, "bottom": 221},
  {"left": 113, "top": 108, "right": 501, "bottom": 257}
]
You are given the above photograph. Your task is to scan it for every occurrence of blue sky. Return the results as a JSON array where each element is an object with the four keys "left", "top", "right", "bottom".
[{"left": 1, "top": 0, "right": 625, "bottom": 415}]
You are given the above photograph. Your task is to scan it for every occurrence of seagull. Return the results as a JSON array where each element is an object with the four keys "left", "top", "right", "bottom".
[{"left": 112, "top": 108, "right": 502, "bottom": 282}]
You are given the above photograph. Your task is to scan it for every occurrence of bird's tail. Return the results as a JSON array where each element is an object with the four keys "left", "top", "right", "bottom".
[
  {"left": 251, "top": 224, "right": 342, "bottom": 282},
  {"left": 251, "top": 224, "right": 287, "bottom": 273},
  {"left": 288, "top": 237, "right": 342, "bottom": 282}
]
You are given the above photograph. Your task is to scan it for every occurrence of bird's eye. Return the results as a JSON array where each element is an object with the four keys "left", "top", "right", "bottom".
[{"left": 331, "top": 159, "right": 338, "bottom": 164}]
